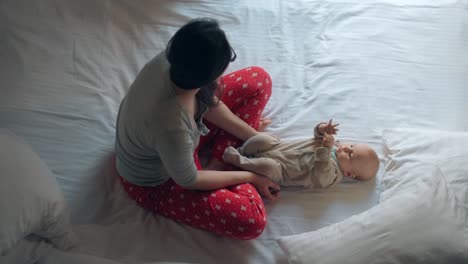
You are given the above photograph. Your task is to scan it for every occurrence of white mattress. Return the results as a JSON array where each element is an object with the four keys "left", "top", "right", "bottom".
[{"left": 1, "top": 0, "right": 467, "bottom": 263}]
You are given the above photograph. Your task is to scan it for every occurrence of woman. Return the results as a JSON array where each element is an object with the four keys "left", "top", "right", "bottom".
[{"left": 115, "top": 18, "right": 280, "bottom": 240}]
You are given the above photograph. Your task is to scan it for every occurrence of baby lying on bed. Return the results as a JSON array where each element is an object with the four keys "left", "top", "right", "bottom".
[{"left": 223, "top": 120, "right": 379, "bottom": 188}]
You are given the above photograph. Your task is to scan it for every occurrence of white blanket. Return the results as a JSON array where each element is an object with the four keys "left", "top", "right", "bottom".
[{"left": 1, "top": 0, "right": 467, "bottom": 263}]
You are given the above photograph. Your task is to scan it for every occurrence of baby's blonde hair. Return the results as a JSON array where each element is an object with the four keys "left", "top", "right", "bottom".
[{"left": 353, "top": 145, "right": 379, "bottom": 181}]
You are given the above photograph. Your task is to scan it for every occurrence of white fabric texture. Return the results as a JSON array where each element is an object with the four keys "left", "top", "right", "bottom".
[
  {"left": 0, "top": 237, "right": 53, "bottom": 264},
  {"left": 381, "top": 128, "right": 468, "bottom": 205},
  {"left": 1, "top": 0, "right": 467, "bottom": 263},
  {"left": 37, "top": 249, "right": 123, "bottom": 264},
  {"left": 38, "top": 249, "right": 192, "bottom": 264},
  {"left": 382, "top": 128, "right": 468, "bottom": 164},
  {"left": 277, "top": 132, "right": 468, "bottom": 264},
  {"left": 0, "top": 131, "right": 77, "bottom": 256}
]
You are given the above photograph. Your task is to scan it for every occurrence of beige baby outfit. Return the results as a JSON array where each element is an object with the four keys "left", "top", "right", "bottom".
[{"left": 223, "top": 130, "right": 343, "bottom": 188}]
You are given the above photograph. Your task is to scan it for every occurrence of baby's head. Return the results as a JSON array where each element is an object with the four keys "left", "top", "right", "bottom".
[{"left": 335, "top": 143, "right": 379, "bottom": 181}]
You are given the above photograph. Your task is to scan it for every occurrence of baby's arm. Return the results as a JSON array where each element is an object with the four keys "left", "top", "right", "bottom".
[
  {"left": 313, "top": 134, "right": 340, "bottom": 187},
  {"left": 313, "top": 148, "right": 340, "bottom": 188}
]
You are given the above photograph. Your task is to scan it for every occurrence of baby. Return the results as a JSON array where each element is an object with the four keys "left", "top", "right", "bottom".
[{"left": 222, "top": 120, "right": 379, "bottom": 188}]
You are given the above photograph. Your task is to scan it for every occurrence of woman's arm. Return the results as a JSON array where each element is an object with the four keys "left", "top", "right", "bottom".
[
  {"left": 186, "top": 170, "right": 280, "bottom": 200},
  {"left": 203, "top": 99, "right": 258, "bottom": 141}
]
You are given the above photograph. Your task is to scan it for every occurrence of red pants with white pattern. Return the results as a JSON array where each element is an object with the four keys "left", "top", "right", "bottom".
[{"left": 119, "top": 66, "right": 272, "bottom": 240}]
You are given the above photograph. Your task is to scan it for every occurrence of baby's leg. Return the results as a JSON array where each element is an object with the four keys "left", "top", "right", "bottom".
[
  {"left": 239, "top": 133, "right": 280, "bottom": 156},
  {"left": 223, "top": 147, "right": 283, "bottom": 182}
]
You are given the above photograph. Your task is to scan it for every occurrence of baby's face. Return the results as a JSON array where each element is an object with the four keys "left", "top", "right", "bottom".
[{"left": 336, "top": 143, "right": 376, "bottom": 180}]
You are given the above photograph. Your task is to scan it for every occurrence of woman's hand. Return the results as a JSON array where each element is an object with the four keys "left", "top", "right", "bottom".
[{"left": 250, "top": 173, "right": 280, "bottom": 201}]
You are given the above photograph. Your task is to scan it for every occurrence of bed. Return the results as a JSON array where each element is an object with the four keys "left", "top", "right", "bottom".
[{"left": 1, "top": 0, "right": 467, "bottom": 263}]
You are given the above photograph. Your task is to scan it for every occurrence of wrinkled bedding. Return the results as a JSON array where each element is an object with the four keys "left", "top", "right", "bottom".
[{"left": 1, "top": 0, "right": 467, "bottom": 263}]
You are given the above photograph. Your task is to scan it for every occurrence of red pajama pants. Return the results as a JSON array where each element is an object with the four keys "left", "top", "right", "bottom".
[{"left": 119, "top": 66, "right": 272, "bottom": 240}]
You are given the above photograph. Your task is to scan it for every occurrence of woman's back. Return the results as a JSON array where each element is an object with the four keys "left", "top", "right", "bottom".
[{"left": 115, "top": 51, "right": 198, "bottom": 187}]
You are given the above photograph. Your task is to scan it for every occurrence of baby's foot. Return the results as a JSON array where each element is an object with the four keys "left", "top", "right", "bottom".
[{"left": 222, "top": 146, "right": 242, "bottom": 166}]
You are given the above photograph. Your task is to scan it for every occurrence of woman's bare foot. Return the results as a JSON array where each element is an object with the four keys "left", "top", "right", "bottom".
[{"left": 258, "top": 117, "right": 272, "bottom": 132}]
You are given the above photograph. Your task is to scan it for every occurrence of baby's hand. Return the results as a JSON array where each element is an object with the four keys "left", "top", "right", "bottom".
[
  {"left": 322, "top": 133, "right": 335, "bottom": 148},
  {"left": 319, "top": 119, "right": 339, "bottom": 135}
]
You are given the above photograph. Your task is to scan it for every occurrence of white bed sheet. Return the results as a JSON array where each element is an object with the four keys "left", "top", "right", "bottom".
[{"left": 1, "top": 0, "right": 467, "bottom": 263}]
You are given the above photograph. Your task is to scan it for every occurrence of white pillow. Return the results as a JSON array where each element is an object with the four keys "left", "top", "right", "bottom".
[
  {"left": 0, "top": 131, "right": 77, "bottom": 255},
  {"left": 382, "top": 128, "right": 468, "bottom": 164},
  {"left": 277, "top": 161, "right": 468, "bottom": 264},
  {"left": 277, "top": 128, "right": 468, "bottom": 264},
  {"left": 382, "top": 128, "right": 468, "bottom": 204}
]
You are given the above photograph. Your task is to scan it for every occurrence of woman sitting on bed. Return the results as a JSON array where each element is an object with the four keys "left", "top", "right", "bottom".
[{"left": 114, "top": 18, "right": 280, "bottom": 240}]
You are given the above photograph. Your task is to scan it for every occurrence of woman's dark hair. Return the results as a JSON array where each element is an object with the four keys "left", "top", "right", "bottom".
[{"left": 166, "top": 18, "right": 236, "bottom": 107}]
